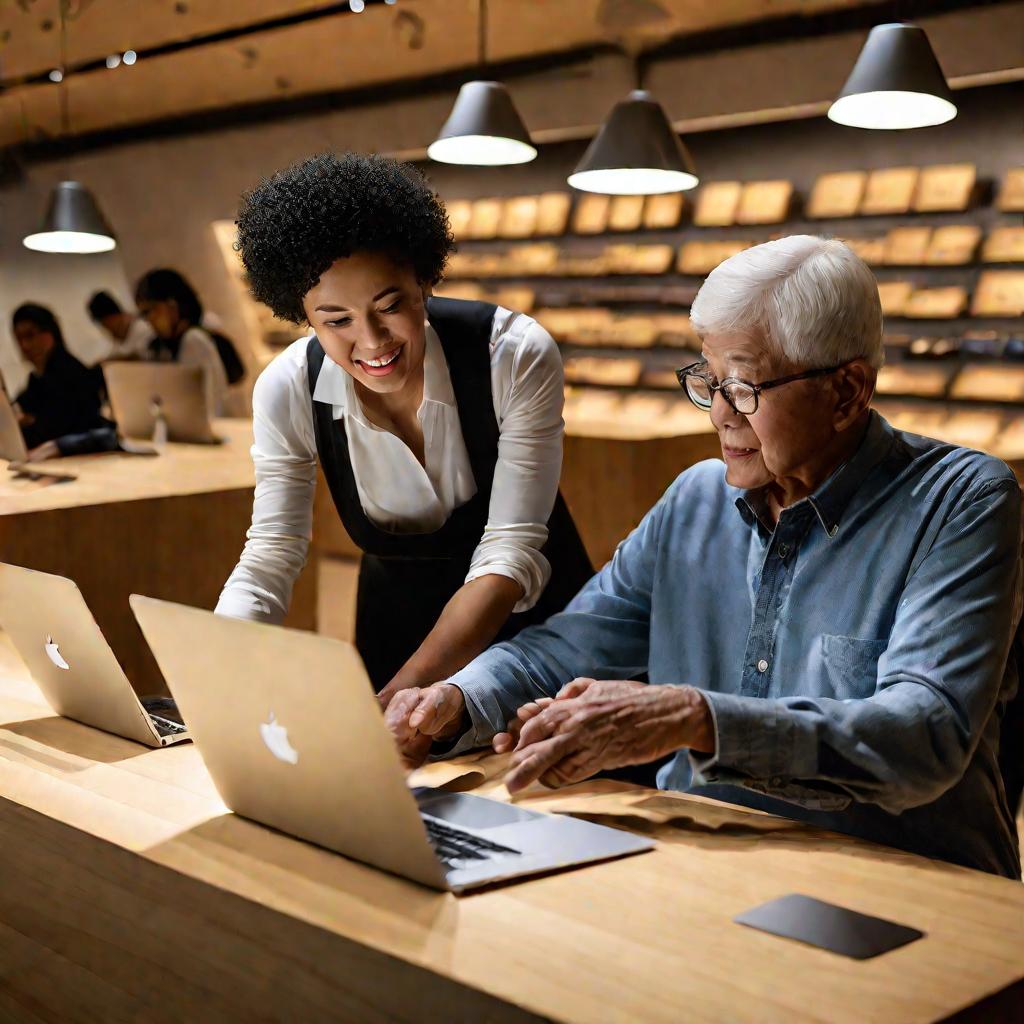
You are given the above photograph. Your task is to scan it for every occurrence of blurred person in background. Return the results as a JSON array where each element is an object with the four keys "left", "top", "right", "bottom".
[
  {"left": 10, "top": 303, "right": 117, "bottom": 461},
  {"left": 133, "top": 269, "right": 244, "bottom": 416}
]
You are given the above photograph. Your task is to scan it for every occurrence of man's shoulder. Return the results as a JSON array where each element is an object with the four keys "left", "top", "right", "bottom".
[
  {"left": 889, "top": 422, "right": 1017, "bottom": 494},
  {"left": 654, "top": 458, "right": 735, "bottom": 523},
  {"left": 664, "top": 458, "right": 730, "bottom": 500}
]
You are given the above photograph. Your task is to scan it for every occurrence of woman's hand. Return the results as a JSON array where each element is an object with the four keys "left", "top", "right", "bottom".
[
  {"left": 26, "top": 440, "right": 60, "bottom": 462},
  {"left": 383, "top": 683, "right": 467, "bottom": 770}
]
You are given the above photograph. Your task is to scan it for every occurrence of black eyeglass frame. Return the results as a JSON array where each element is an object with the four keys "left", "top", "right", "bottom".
[{"left": 675, "top": 359, "right": 850, "bottom": 415}]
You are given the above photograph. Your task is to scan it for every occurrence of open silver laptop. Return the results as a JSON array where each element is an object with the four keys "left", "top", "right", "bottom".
[
  {"left": 130, "top": 596, "right": 654, "bottom": 892},
  {"left": 0, "top": 564, "right": 189, "bottom": 747},
  {"left": 0, "top": 389, "right": 28, "bottom": 463},
  {"left": 0, "top": 390, "right": 78, "bottom": 481},
  {"left": 103, "top": 362, "right": 220, "bottom": 444}
]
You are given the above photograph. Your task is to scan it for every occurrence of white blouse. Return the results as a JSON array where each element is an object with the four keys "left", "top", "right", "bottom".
[{"left": 216, "top": 307, "right": 565, "bottom": 623}]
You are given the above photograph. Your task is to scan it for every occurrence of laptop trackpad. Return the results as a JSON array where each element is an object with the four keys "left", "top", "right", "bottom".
[{"left": 414, "top": 789, "right": 538, "bottom": 829}]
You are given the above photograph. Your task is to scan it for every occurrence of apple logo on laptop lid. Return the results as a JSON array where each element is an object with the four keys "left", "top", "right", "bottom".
[
  {"left": 44, "top": 635, "right": 70, "bottom": 671},
  {"left": 260, "top": 712, "right": 298, "bottom": 765}
]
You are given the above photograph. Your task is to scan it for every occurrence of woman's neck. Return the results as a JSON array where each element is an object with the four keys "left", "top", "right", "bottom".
[{"left": 354, "top": 360, "right": 426, "bottom": 465}]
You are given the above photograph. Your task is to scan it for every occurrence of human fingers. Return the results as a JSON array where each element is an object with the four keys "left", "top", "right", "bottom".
[
  {"left": 493, "top": 697, "right": 555, "bottom": 753},
  {"left": 383, "top": 688, "right": 423, "bottom": 743},
  {"left": 408, "top": 683, "right": 463, "bottom": 737},
  {"left": 513, "top": 699, "right": 579, "bottom": 752},
  {"left": 505, "top": 732, "right": 578, "bottom": 794},
  {"left": 556, "top": 677, "right": 597, "bottom": 700}
]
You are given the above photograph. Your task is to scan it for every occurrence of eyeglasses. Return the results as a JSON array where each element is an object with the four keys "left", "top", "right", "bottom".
[{"left": 676, "top": 360, "right": 849, "bottom": 416}]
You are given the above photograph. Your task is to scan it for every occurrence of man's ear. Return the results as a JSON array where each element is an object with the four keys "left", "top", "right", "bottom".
[{"left": 832, "top": 358, "right": 876, "bottom": 431}]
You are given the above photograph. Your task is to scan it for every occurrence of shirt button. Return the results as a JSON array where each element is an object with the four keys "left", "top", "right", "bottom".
[
  {"left": 757, "top": 659, "right": 769, "bottom": 673},
  {"left": 778, "top": 543, "right": 789, "bottom": 558}
]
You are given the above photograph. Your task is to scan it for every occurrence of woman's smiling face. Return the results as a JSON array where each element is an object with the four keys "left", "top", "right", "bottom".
[{"left": 302, "top": 251, "right": 428, "bottom": 396}]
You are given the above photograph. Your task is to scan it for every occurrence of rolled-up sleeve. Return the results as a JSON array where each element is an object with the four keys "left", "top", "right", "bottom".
[
  {"left": 691, "top": 476, "right": 1023, "bottom": 815},
  {"left": 215, "top": 343, "right": 317, "bottom": 623},
  {"left": 464, "top": 318, "right": 564, "bottom": 612}
]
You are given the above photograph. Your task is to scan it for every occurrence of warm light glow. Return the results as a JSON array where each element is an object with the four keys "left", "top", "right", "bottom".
[
  {"left": 828, "top": 90, "right": 956, "bottom": 129},
  {"left": 568, "top": 167, "right": 699, "bottom": 195},
  {"left": 427, "top": 134, "right": 537, "bottom": 166},
  {"left": 123, "top": 50, "right": 138, "bottom": 65},
  {"left": 23, "top": 230, "right": 117, "bottom": 254}
]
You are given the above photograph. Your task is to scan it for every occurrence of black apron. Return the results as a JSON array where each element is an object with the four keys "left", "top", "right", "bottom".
[{"left": 307, "top": 297, "right": 594, "bottom": 690}]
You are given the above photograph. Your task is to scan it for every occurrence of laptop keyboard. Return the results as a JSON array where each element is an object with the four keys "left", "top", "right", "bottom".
[
  {"left": 422, "top": 815, "right": 521, "bottom": 866},
  {"left": 149, "top": 713, "right": 187, "bottom": 737}
]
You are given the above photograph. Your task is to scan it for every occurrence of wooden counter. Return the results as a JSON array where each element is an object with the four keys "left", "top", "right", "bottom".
[
  {"left": 0, "top": 639, "right": 1020, "bottom": 1024},
  {"left": 0, "top": 421, "right": 317, "bottom": 694}
]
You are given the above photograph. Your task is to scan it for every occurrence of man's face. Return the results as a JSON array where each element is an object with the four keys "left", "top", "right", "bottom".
[
  {"left": 702, "top": 331, "right": 837, "bottom": 491},
  {"left": 302, "top": 251, "right": 428, "bottom": 397}
]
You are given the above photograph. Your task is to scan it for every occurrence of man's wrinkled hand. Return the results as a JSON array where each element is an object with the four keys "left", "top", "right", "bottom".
[
  {"left": 491, "top": 678, "right": 644, "bottom": 754},
  {"left": 503, "top": 680, "right": 713, "bottom": 794}
]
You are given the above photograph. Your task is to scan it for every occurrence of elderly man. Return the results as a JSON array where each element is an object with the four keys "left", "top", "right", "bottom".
[{"left": 386, "top": 235, "right": 1022, "bottom": 878}]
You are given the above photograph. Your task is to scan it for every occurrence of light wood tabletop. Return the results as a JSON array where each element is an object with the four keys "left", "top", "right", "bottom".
[
  {"left": 0, "top": 420, "right": 317, "bottom": 693},
  {"left": 0, "top": 419, "right": 256, "bottom": 516},
  {"left": 0, "top": 637, "right": 1021, "bottom": 1024}
]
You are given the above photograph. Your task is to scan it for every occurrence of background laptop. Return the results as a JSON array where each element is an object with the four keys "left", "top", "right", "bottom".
[
  {"left": 103, "top": 362, "right": 220, "bottom": 444},
  {"left": 131, "top": 596, "right": 654, "bottom": 893},
  {"left": 0, "top": 563, "right": 189, "bottom": 747},
  {"left": 0, "top": 389, "right": 28, "bottom": 463},
  {"left": 0, "top": 390, "right": 78, "bottom": 481}
]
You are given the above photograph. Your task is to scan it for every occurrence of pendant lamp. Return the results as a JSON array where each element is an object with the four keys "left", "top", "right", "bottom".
[
  {"left": 22, "top": 8, "right": 117, "bottom": 254},
  {"left": 428, "top": 0, "right": 536, "bottom": 166},
  {"left": 428, "top": 80, "right": 536, "bottom": 165},
  {"left": 568, "top": 89, "right": 698, "bottom": 195},
  {"left": 24, "top": 181, "right": 117, "bottom": 254},
  {"left": 828, "top": 23, "right": 956, "bottom": 130}
]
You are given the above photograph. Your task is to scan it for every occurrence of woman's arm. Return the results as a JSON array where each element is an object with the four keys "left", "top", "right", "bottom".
[
  {"left": 380, "top": 314, "right": 566, "bottom": 702},
  {"left": 179, "top": 329, "right": 229, "bottom": 416},
  {"left": 215, "top": 342, "right": 317, "bottom": 623},
  {"left": 379, "top": 573, "right": 523, "bottom": 703}
]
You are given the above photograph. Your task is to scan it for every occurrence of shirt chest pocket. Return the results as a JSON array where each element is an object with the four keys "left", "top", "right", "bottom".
[{"left": 818, "top": 634, "right": 889, "bottom": 700}]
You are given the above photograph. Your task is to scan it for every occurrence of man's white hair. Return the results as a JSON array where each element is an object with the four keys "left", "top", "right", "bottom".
[{"left": 689, "top": 235, "right": 884, "bottom": 370}]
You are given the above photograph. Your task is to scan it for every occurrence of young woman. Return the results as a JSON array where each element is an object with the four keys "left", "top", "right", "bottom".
[
  {"left": 10, "top": 303, "right": 117, "bottom": 460},
  {"left": 216, "top": 152, "right": 593, "bottom": 697},
  {"left": 134, "top": 269, "right": 230, "bottom": 415}
]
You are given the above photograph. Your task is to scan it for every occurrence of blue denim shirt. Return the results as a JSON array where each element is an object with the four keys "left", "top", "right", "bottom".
[{"left": 447, "top": 413, "right": 1023, "bottom": 877}]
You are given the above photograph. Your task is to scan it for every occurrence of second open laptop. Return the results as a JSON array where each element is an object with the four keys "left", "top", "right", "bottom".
[
  {"left": 0, "top": 563, "right": 189, "bottom": 747},
  {"left": 130, "top": 596, "right": 654, "bottom": 893},
  {"left": 103, "top": 362, "right": 221, "bottom": 444}
]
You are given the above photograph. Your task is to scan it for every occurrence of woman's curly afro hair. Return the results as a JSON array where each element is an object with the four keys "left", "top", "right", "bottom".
[{"left": 235, "top": 152, "right": 455, "bottom": 325}]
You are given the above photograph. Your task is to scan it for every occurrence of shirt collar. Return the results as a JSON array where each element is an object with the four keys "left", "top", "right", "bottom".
[
  {"left": 734, "top": 411, "right": 895, "bottom": 539},
  {"left": 310, "top": 320, "right": 455, "bottom": 415}
]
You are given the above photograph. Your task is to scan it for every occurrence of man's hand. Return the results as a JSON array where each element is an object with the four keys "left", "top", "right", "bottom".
[
  {"left": 382, "top": 683, "right": 467, "bottom": 770},
  {"left": 504, "top": 680, "right": 714, "bottom": 794},
  {"left": 491, "top": 677, "right": 639, "bottom": 753}
]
